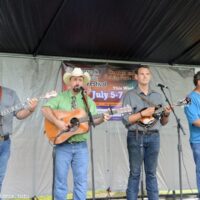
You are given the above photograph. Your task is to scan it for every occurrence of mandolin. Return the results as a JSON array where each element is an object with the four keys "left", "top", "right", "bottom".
[{"left": 137, "top": 97, "right": 191, "bottom": 128}]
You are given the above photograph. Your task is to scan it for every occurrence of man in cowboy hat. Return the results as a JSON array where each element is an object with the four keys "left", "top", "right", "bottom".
[{"left": 42, "top": 67, "right": 110, "bottom": 200}]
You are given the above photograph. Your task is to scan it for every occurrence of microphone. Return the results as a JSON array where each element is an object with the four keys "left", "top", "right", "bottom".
[
  {"left": 74, "top": 86, "right": 87, "bottom": 94},
  {"left": 157, "top": 83, "right": 168, "bottom": 89},
  {"left": 80, "top": 86, "right": 88, "bottom": 95}
]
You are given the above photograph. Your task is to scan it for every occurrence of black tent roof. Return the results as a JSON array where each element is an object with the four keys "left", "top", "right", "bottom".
[{"left": 0, "top": 0, "right": 200, "bottom": 65}]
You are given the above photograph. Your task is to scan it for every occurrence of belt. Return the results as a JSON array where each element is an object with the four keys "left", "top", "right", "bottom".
[
  {"left": 0, "top": 135, "right": 9, "bottom": 141},
  {"left": 129, "top": 130, "right": 159, "bottom": 135},
  {"left": 65, "top": 140, "right": 85, "bottom": 144}
]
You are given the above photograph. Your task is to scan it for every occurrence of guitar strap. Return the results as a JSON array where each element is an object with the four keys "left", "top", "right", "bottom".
[
  {"left": 71, "top": 96, "right": 77, "bottom": 109},
  {"left": 133, "top": 90, "right": 161, "bottom": 133},
  {"left": 134, "top": 91, "right": 157, "bottom": 107}
]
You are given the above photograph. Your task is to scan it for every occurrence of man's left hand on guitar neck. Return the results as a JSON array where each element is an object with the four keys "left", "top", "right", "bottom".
[
  {"left": 27, "top": 98, "right": 38, "bottom": 112},
  {"left": 16, "top": 98, "right": 38, "bottom": 119},
  {"left": 94, "top": 113, "right": 111, "bottom": 125},
  {"left": 103, "top": 113, "right": 110, "bottom": 122},
  {"left": 161, "top": 105, "right": 172, "bottom": 125},
  {"left": 163, "top": 105, "right": 172, "bottom": 117}
]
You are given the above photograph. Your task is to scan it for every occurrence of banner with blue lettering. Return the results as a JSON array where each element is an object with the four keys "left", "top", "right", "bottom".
[{"left": 62, "top": 62, "right": 137, "bottom": 120}]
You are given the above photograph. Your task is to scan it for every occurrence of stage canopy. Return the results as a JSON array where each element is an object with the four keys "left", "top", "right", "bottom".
[{"left": 0, "top": 0, "right": 200, "bottom": 65}]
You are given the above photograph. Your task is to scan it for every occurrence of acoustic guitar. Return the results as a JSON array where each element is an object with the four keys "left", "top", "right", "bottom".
[
  {"left": 137, "top": 97, "right": 191, "bottom": 128},
  {"left": 44, "top": 106, "right": 132, "bottom": 144}
]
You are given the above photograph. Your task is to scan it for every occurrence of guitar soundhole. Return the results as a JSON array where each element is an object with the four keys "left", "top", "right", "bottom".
[
  {"left": 152, "top": 113, "right": 161, "bottom": 120},
  {"left": 70, "top": 117, "right": 80, "bottom": 128}
]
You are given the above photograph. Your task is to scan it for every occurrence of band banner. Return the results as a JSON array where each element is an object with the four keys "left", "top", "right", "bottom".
[{"left": 62, "top": 62, "right": 137, "bottom": 120}]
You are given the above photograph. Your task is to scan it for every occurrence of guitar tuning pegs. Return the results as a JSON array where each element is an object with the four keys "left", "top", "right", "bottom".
[
  {"left": 177, "top": 97, "right": 191, "bottom": 106},
  {"left": 185, "top": 97, "right": 191, "bottom": 104}
]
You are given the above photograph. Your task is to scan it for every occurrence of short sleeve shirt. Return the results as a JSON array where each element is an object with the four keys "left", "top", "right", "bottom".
[
  {"left": 0, "top": 86, "right": 21, "bottom": 136},
  {"left": 43, "top": 90, "right": 97, "bottom": 142},
  {"left": 184, "top": 91, "right": 200, "bottom": 143},
  {"left": 122, "top": 85, "right": 164, "bottom": 131}
]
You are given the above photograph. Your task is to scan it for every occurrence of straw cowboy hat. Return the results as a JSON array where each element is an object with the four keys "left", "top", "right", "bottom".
[{"left": 63, "top": 67, "right": 91, "bottom": 85}]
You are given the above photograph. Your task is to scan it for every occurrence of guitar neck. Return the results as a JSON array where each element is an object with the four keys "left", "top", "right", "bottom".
[
  {"left": 0, "top": 90, "right": 57, "bottom": 117},
  {"left": 79, "top": 113, "right": 103, "bottom": 123},
  {"left": 0, "top": 102, "right": 27, "bottom": 116},
  {"left": 79, "top": 109, "right": 119, "bottom": 123}
]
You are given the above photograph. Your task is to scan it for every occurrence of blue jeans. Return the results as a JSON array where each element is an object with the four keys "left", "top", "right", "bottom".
[
  {"left": 0, "top": 139, "right": 11, "bottom": 199},
  {"left": 126, "top": 132, "right": 160, "bottom": 200},
  {"left": 190, "top": 143, "right": 200, "bottom": 196},
  {"left": 54, "top": 141, "right": 88, "bottom": 200}
]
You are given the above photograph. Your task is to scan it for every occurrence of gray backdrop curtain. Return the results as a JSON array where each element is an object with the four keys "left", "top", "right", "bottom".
[{"left": 0, "top": 55, "right": 196, "bottom": 197}]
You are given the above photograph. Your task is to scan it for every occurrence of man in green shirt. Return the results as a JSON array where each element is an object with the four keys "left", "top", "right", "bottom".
[{"left": 42, "top": 67, "right": 110, "bottom": 200}]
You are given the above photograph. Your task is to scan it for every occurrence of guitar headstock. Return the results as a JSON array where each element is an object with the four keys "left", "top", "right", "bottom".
[
  {"left": 176, "top": 97, "right": 191, "bottom": 106},
  {"left": 112, "top": 105, "right": 132, "bottom": 115},
  {"left": 42, "top": 90, "right": 58, "bottom": 99}
]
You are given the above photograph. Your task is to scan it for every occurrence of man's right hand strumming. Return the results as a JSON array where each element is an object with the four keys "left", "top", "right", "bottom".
[
  {"left": 140, "top": 107, "right": 155, "bottom": 117},
  {"left": 54, "top": 119, "right": 71, "bottom": 131}
]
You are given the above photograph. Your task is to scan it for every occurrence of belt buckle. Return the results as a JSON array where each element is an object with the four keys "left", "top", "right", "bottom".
[{"left": 66, "top": 140, "right": 74, "bottom": 144}]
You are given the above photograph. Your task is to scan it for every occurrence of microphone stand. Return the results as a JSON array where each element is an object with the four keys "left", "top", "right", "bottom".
[
  {"left": 0, "top": 115, "right": 2, "bottom": 129},
  {"left": 81, "top": 88, "right": 96, "bottom": 200},
  {"left": 159, "top": 86, "right": 186, "bottom": 200}
]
